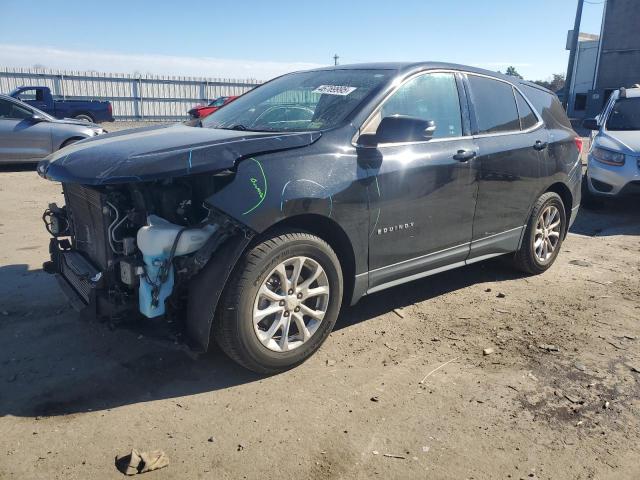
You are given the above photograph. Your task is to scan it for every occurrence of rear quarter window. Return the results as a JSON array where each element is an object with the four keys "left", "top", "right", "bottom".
[
  {"left": 520, "top": 85, "right": 572, "bottom": 129},
  {"left": 515, "top": 90, "right": 538, "bottom": 130}
]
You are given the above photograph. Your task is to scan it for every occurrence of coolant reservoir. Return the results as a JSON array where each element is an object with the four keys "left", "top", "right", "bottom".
[
  {"left": 137, "top": 215, "right": 218, "bottom": 257},
  {"left": 136, "top": 215, "right": 218, "bottom": 319}
]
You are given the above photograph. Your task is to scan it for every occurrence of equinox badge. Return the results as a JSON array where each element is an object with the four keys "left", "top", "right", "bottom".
[{"left": 377, "top": 222, "right": 415, "bottom": 235}]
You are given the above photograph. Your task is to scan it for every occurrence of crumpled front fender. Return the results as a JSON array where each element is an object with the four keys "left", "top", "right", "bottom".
[{"left": 185, "top": 232, "right": 254, "bottom": 352}]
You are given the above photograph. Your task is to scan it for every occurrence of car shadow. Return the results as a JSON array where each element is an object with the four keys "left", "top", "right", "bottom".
[
  {"left": 571, "top": 198, "right": 640, "bottom": 237},
  {"left": 0, "top": 258, "right": 519, "bottom": 419},
  {"left": 335, "top": 258, "right": 521, "bottom": 331}
]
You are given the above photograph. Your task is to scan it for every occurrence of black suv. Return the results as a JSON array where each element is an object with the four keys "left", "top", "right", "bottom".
[{"left": 38, "top": 62, "right": 582, "bottom": 373}]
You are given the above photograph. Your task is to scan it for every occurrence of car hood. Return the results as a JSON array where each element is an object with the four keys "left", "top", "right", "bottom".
[
  {"left": 37, "top": 124, "right": 321, "bottom": 185},
  {"left": 597, "top": 130, "right": 640, "bottom": 154}
]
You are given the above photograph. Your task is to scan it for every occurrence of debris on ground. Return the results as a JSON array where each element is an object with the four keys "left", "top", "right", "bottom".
[
  {"left": 483, "top": 348, "right": 495, "bottom": 356},
  {"left": 574, "top": 363, "right": 586, "bottom": 372},
  {"left": 607, "top": 340, "right": 626, "bottom": 350},
  {"left": 326, "top": 359, "right": 336, "bottom": 367},
  {"left": 207, "top": 437, "right": 215, "bottom": 443},
  {"left": 383, "top": 342, "right": 397, "bottom": 352},
  {"left": 538, "top": 344, "right": 560, "bottom": 352},
  {"left": 383, "top": 453, "right": 406, "bottom": 459},
  {"left": 569, "top": 259, "right": 592, "bottom": 267},
  {"left": 370, "top": 396, "right": 380, "bottom": 402},
  {"left": 496, "top": 292, "right": 506, "bottom": 298},
  {"left": 419, "top": 357, "right": 460, "bottom": 384},
  {"left": 563, "top": 393, "right": 584, "bottom": 404},
  {"left": 115, "top": 449, "right": 169, "bottom": 475},
  {"left": 393, "top": 308, "right": 406, "bottom": 318}
]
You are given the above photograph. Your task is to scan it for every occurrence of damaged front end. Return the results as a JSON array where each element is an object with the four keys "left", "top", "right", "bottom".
[
  {"left": 42, "top": 176, "right": 253, "bottom": 351},
  {"left": 37, "top": 124, "right": 322, "bottom": 350}
]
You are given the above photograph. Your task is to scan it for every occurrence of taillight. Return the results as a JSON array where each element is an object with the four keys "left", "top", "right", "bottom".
[
  {"left": 574, "top": 137, "right": 583, "bottom": 154},
  {"left": 108, "top": 103, "right": 112, "bottom": 115}
]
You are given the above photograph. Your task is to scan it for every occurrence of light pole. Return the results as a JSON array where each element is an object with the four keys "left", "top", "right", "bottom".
[
  {"left": 563, "top": 0, "right": 585, "bottom": 110},
  {"left": 333, "top": 54, "right": 339, "bottom": 66}
]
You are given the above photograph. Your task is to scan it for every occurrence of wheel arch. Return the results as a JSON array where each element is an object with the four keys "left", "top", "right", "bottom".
[
  {"left": 58, "top": 136, "right": 86, "bottom": 150},
  {"left": 518, "top": 180, "right": 574, "bottom": 249},
  {"left": 544, "top": 182, "right": 573, "bottom": 237},
  {"left": 263, "top": 213, "right": 357, "bottom": 306},
  {"left": 73, "top": 112, "right": 95, "bottom": 122}
]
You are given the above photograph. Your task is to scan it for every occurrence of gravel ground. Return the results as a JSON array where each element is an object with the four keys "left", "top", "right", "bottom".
[{"left": 0, "top": 151, "right": 638, "bottom": 479}]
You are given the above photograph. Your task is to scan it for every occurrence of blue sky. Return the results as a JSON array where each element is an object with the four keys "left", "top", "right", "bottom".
[{"left": 0, "top": 0, "right": 605, "bottom": 80}]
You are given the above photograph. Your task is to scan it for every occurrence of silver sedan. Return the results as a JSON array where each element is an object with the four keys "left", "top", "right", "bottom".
[{"left": 0, "top": 94, "right": 104, "bottom": 164}]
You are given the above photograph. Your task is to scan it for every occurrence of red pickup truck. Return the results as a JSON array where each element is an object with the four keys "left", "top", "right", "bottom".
[{"left": 188, "top": 96, "right": 237, "bottom": 119}]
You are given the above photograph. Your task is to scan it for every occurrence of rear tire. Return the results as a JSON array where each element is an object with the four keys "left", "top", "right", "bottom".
[
  {"left": 512, "top": 192, "right": 566, "bottom": 274},
  {"left": 213, "top": 230, "right": 343, "bottom": 374}
]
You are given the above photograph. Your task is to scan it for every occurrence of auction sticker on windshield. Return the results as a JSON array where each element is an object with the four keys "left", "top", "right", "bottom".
[{"left": 313, "top": 85, "right": 357, "bottom": 96}]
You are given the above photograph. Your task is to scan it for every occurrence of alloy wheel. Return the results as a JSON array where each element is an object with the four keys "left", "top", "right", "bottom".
[
  {"left": 534, "top": 205, "right": 562, "bottom": 263},
  {"left": 252, "top": 256, "right": 330, "bottom": 352}
]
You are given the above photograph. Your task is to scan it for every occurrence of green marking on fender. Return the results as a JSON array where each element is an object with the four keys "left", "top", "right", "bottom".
[{"left": 242, "top": 158, "right": 268, "bottom": 215}]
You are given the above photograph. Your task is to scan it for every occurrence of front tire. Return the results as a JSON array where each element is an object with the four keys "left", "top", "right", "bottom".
[
  {"left": 214, "top": 230, "right": 343, "bottom": 374},
  {"left": 512, "top": 192, "right": 566, "bottom": 274},
  {"left": 74, "top": 113, "right": 94, "bottom": 123}
]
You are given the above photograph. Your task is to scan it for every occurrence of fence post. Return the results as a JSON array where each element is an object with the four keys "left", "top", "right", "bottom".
[
  {"left": 132, "top": 75, "right": 140, "bottom": 120},
  {"left": 201, "top": 80, "right": 207, "bottom": 103},
  {"left": 139, "top": 77, "right": 144, "bottom": 120}
]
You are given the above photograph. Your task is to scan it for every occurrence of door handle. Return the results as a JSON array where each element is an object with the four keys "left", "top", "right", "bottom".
[
  {"left": 453, "top": 149, "right": 477, "bottom": 162},
  {"left": 533, "top": 140, "right": 548, "bottom": 151}
]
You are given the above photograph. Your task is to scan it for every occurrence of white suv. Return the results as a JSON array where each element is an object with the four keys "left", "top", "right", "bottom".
[{"left": 582, "top": 87, "right": 640, "bottom": 206}]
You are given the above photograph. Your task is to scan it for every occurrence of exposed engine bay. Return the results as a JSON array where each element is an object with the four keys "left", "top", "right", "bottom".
[{"left": 43, "top": 174, "right": 251, "bottom": 344}]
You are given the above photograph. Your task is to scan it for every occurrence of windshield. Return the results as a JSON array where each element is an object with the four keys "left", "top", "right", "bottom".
[
  {"left": 209, "top": 97, "right": 227, "bottom": 107},
  {"left": 607, "top": 97, "right": 640, "bottom": 131},
  {"left": 202, "top": 69, "right": 392, "bottom": 132}
]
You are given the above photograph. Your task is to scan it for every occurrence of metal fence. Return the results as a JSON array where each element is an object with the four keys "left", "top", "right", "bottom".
[{"left": 0, "top": 67, "right": 262, "bottom": 121}]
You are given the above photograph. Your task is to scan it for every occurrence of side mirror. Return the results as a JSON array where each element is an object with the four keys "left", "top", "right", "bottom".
[
  {"left": 30, "top": 113, "right": 47, "bottom": 123},
  {"left": 374, "top": 115, "right": 436, "bottom": 145},
  {"left": 582, "top": 118, "right": 599, "bottom": 131}
]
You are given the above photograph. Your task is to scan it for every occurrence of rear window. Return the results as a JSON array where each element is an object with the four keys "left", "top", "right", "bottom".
[
  {"left": 515, "top": 90, "right": 538, "bottom": 130},
  {"left": 467, "top": 75, "right": 520, "bottom": 134},
  {"left": 520, "top": 85, "right": 572, "bottom": 129}
]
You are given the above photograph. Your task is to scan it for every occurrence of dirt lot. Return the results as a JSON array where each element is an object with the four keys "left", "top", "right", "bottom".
[{"left": 0, "top": 133, "right": 639, "bottom": 479}]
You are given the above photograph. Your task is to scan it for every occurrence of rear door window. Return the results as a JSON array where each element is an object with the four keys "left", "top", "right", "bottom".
[
  {"left": 468, "top": 75, "right": 520, "bottom": 134},
  {"left": 515, "top": 90, "right": 538, "bottom": 130}
]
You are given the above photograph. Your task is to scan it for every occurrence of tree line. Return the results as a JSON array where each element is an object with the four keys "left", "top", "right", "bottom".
[{"left": 503, "top": 66, "right": 565, "bottom": 93}]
